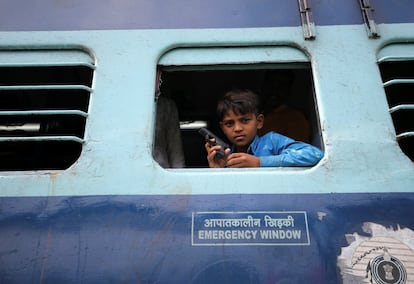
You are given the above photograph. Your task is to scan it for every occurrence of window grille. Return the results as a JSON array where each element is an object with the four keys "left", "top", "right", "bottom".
[
  {"left": 378, "top": 44, "right": 414, "bottom": 161},
  {"left": 0, "top": 50, "right": 94, "bottom": 171}
]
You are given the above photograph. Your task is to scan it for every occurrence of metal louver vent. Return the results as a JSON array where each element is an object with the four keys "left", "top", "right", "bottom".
[
  {"left": 0, "top": 50, "right": 94, "bottom": 171},
  {"left": 378, "top": 45, "right": 414, "bottom": 161}
]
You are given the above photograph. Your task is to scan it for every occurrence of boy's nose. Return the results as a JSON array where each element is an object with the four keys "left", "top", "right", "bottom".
[{"left": 234, "top": 122, "right": 243, "bottom": 132}]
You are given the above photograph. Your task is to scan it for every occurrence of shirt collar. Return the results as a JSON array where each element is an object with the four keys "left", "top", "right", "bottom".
[{"left": 231, "top": 135, "right": 260, "bottom": 154}]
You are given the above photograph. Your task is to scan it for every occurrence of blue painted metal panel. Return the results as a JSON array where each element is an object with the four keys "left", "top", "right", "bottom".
[
  {"left": 0, "top": 0, "right": 300, "bottom": 31},
  {"left": 1, "top": 0, "right": 414, "bottom": 31},
  {"left": 0, "top": 193, "right": 413, "bottom": 283}
]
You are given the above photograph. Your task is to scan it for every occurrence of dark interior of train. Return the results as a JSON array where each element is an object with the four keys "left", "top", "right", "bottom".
[
  {"left": 158, "top": 64, "right": 323, "bottom": 168},
  {"left": 0, "top": 66, "right": 93, "bottom": 171},
  {"left": 2, "top": 60, "right": 412, "bottom": 170},
  {"left": 0, "top": 63, "right": 325, "bottom": 170}
]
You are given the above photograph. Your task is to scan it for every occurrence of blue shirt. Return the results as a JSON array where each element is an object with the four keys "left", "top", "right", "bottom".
[{"left": 231, "top": 132, "right": 324, "bottom": 167}]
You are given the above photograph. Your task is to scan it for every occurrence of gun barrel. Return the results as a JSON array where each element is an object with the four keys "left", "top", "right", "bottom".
[{"left": 198, "top": 127, "right": 229, "bottom": 159}]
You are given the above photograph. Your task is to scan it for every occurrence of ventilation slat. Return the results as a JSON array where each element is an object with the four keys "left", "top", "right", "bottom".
[
  {"left": 0, "top": 136, "right": 85, "bottom": 143},
  {"left": 378, "top": 44, "right": 414, "bottom": 63},
  {"left": 389, "top": 104, "right": 414, "bottom": 114},
  {"left": 397, "top": 132, "right": 414, "bottom": 140},
  {"left": 0, "top": 110, "right": 88, "bottom": 117},
  {"left": 0, "top": 49, "right": 94, "bottom": 171},
  {"left": 383, "top": 78, "right": 414, "bottom": 87},
  {"left": 0, "top": 85, "right": 93, "bottom": 92},
  {"left": 0, "top": 62, "right": 96, "bottom": 69},
  {"left": 378, "top": 44, "right": 414, "bottom": 161}
]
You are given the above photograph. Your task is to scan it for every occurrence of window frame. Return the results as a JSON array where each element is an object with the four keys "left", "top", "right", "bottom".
[{"left": 154, "top": 46, "right": 323, "bottom": 168}]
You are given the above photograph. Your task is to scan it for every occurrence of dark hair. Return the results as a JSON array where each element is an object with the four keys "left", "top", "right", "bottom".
[{"left": 217, "top": 89, "right": 262, "bottom": 121}]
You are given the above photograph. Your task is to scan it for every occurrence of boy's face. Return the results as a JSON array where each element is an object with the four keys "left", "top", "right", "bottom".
[{"left": 220, "top": 110, "right": 264, "bottom": 151}]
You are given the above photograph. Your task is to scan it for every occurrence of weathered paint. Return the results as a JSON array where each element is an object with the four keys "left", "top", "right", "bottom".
[{"left": 0, "top": 193, "right": 413, "bottom": 283}]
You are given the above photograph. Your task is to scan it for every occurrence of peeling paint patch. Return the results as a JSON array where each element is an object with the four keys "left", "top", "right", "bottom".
[
  {"left": 316, "top": 211, "right": 327, "bottom": 220},
  {"left": 337, "top": 222, "right": 414, "bottom": 283}
]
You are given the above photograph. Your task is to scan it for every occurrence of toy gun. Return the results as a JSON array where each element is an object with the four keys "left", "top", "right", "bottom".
[{"left": 198, "top": 127, "right": 230, "bottom": 159}]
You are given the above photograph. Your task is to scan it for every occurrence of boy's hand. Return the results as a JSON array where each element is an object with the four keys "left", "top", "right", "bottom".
[
  {"left": 205, "top": 142, "right": 231, "bottom": 168},
  {"left": 225, "top": 153, "right": 260, "bottom": 168}
]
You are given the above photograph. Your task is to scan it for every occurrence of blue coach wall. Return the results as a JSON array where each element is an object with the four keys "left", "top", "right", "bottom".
[
  {"left": 1, "top": 193, "right": 413, "bottom": 283},
  {"left": 1, "top": 0, "right": 414, "bottom": 31}
]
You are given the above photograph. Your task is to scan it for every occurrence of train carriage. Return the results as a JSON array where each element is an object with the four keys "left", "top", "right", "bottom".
[{"left": 0, "top": 0, "right": 414, "bottom": 283}]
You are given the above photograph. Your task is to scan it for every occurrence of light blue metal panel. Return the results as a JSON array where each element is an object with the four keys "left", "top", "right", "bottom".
[
  {"left": 377, "top": 43, "right": 414, "bottom": 62},
  {"left": 159, "top": 46, "right": 309, "bottom": 67},
  {"left": 0, "top": 49, "right": 95, "bottom": 67},
  {"left": 0, "top": 24, "right": 413, "bottom": 197}
]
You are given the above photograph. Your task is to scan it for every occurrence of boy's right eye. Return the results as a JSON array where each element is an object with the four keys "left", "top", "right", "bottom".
[{"left": 240, "top": 117, "right": 252, "bottom": 124}]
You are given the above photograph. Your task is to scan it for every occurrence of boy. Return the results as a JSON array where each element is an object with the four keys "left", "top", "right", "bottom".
[{"left": 204, "top": 89, "right": 323, "bottom": 168}]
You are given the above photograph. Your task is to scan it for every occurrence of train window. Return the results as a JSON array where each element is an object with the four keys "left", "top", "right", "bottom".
[
  {"left": 155, "top": 47, "right": 323, "bottom": 168},
  {"left": 0, "top": 49, "right": 95, "bottom": 171},
  {"left": 378, "top": 44, "right": 414, "bottom": 161}
]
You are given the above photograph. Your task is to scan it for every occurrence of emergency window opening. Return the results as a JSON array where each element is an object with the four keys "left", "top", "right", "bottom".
[
  {"left": 378, "top": 60, "right": 414, "bottom": 161},
  {"left": 154, "top": 64, "right": 323, "bottom": 168},
  {"left": 0, "top": 51, "right": 94, "bottom": 171}
]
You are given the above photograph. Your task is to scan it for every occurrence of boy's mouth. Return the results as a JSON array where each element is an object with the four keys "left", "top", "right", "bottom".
[{"left": 233, "top": 135, "right": 246, "bottom": 142}]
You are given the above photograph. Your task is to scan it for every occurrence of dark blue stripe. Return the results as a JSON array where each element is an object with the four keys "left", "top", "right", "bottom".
[
  {"left": 1, "top": 0, "right": 413, "bottom": 31},
  {"left": 0, "top": 193, "right": 413, "bottom": 283}
]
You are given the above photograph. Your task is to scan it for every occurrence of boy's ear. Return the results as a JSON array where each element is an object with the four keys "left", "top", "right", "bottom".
[{"left": 256, "top": 114, "right": 264, "bottom": 129}]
